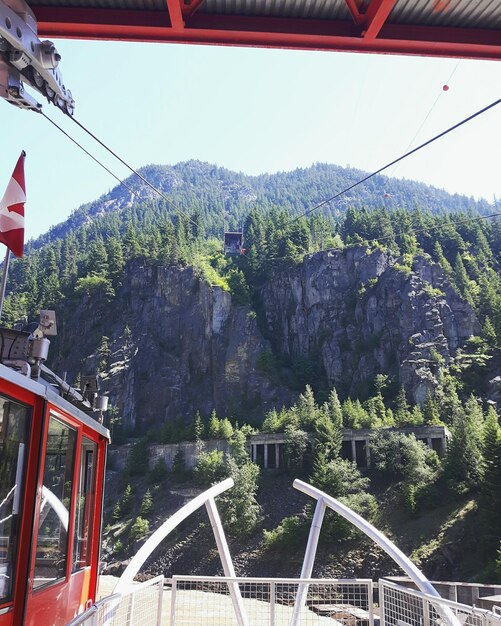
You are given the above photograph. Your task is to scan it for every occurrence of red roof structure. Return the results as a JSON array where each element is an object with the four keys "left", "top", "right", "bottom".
[{"left": 31, "top": 0, "right": 501, "bottom": 60}]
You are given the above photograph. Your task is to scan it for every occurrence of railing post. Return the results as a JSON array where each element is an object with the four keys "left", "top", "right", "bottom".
[
  {"left": 156, "top": 577, "right": 164, "bottom": 626},
  {"left": 270, "top": 581, "right": 276, "bottom": 626},
  {"left": 290, "top": 497, "right": 327, "bottom": 626},
  {"left": 379, "top": 580, "right": 386, "bottom": 626},
  {"left": 205, "top": 497, "right": 248, "bottom": 626},
  {"left": 127, "top": 589, "right": 136, "bottom": 625},
  {"left": 170, "top": 578, "right": 177, "bottom": 626},
  {"left": 368, "top": 580, "right": 375, "bottom": 626},
  {"left": 423, "top": 598, "right": 431, "bottom": 626}
]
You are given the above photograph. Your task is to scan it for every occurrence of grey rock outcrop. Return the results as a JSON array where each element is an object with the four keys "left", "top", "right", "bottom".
[
  {"left": 260, "top": 248, "right": 479, "bottom": 404},
  {"left": 52, "top": 247, "right": 480, "bottom": 430}
]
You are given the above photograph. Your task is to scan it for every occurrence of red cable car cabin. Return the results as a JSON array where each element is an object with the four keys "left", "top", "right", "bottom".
[{"left": 0, "top": 361, "right": 109, "bottom": 626}]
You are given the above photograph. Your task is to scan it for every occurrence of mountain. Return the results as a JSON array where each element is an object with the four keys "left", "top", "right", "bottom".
[
  {"left": 29, "top": 160, "right": 495, "bottom": 251},
  {"left": 2, "top": 158, "right": 500, "bottom": 434}
]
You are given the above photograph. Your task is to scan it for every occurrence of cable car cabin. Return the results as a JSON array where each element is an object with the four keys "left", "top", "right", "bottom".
[
  {"left": 0, "top": 323, "right": 109, "bottom": 626},
  {"left": 224, "top": 232, "right": 244, "bottom": 255}
]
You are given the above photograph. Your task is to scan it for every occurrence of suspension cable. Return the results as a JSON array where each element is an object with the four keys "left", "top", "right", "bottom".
[
  {"left": 69, "top": 115, "right": 198, "bottom": 228},
  {"left": 41, "top": 112, "right": 138, "bottom": 198},
  {"left": 289, "top": 96, "right": 501, "bottom": 224},
  {"left": 390, "top": 60, "right": 461, "bottom": 178}
]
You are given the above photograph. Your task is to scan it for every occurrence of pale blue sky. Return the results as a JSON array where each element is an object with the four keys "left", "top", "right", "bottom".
[{"left": 2, "top": 40, "right": 501, "bottom": 240}]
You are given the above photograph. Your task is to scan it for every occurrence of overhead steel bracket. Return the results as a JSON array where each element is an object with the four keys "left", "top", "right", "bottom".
[{"left": 0, "top": 0, "right": 74, "bottom": 114}]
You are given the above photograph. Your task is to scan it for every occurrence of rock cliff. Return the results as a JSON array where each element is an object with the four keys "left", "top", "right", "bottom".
[
  {"left": 51, "top": 247, "right": 479, "bottom": 430},
  {"left": 261, "top": 248, "right": 479, "bottom": 404}
]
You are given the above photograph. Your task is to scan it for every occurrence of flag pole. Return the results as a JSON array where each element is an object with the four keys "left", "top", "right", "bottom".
[{"left": 0, "top": 247, "right": 11, "bottom": 321}]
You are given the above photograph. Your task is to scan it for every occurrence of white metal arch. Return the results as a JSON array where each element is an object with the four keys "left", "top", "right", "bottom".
[
  {"left": 114, "top": 478, "right": 248, "bottom": 626},
  {"left": 292, "top": 479, "right": 461, "bottom": 626}
]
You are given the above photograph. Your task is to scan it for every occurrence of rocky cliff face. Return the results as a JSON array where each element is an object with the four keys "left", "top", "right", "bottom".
[
  {"left": 260, "top": 248, "right": 480, "bottom": 404},
  {"left": 53, "top": 263, "right": 289, "bottom": 430},
  {"left": 51, "top": 248, "right": 480, "bottom": 430}
]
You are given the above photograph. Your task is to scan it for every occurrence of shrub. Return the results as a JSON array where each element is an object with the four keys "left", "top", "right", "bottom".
[
  {"left": 263, "top": 515, "right": 308, "bottom": 550},
  {"left": 194, "top": 450, "right": 225, "bottom": 484},
  {"left": 370, "top": 432, "right": 440, "bottom": 484},
  {"left": 129, "top": 516, "right": 150, "bottom": 543},
  {"left": 149, "top": 458, "right": 169, "bottom": 484},
  {"left": 74, "top": 274, "right": 115, "bottom": 300}
]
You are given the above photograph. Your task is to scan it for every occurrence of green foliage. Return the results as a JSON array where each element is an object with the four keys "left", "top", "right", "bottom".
[
  {"left": 444, "top": 401, "right": 483, "bottom": 494},
  {"left": 371, "top": 432, "right": 441, "bottom": 484},
  {"left": 172, "top": 449, "right": 186, "bottom": 478},
  {"left": 126, "top": 439, "right": 149, "bottom": 477},
  {"left": 220, "top": 456, "right": 261, "bottom": 536},
  {"left": 120, "top": 484, "right": 133, "bottom": 515},
  {"left": 263, "top": 515, "right": 308, "bottom": 550},
  {"left": 479, "top": 407, "right": 501, "bottom": 553},
  {"left": 194, "top": 450, "right": 225, "bottom": 484},
  {"left": 140, "top": 489, "right": 153, "bottom": 516},
  {"left": 310, "top": 456, "right": 369, "bottom": 497},
  {"left": 284, "top": 425, "right": 309, "bottom": 471},
  {"left": 74, "top": 274, "right": 115, "bottom": 301},
  {"left": 129, "top": 516, "right": 150, "bottom": 542},
  {"left": 149, "top": 458, "right": 169, "bottom": 484}
]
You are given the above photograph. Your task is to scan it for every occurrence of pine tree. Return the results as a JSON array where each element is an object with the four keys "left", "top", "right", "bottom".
[
  {"left": 193, "top": 411, "right": 205, "bottom": 454},
  {"left": 296, "top": 385, "right": 318, "bottom": 430},
  {"left": 140, "top": 489, "right": 153, "bottom": 516},
  {"left": 445, "top": 405, "right": 483, "bottom": 493},
  {"left": 482, "top": 316, "right": 498, "bottom": 346},
  {"left": 208, "top": 409, "right": 220, "bottom": 438},
  {"left": 454, "top": 253, "right": 471, "bottom": 300},
  {"left": 479, "top": 407, "right": 501, "bottom": 552},
  {"left": 394, "top": 386, "right": 410, "bottom": 426},
  {"left": 423, "top": 390, "right": 441, "bottom": 425}
]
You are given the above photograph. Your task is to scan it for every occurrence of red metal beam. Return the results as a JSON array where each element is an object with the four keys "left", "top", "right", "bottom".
[
  {"left": 362, "top": 0, "right": 397, "bottom": 39},
  {"left": 182, "top": 0, "right": 205, "bottom": 18},
  {"left": 166, "top": 0, "right": 184, "bottom": 30},
  {"left": 344, "top": 0, "right": 363, "bottom": 25},
  {"left": 32, "top": 7, "right": 501, "bottom": 61}
]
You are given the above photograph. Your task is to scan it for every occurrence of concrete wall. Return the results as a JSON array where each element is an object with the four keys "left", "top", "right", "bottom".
[{"left": 109, "top": 426, "right": 450, "bottom": 473}]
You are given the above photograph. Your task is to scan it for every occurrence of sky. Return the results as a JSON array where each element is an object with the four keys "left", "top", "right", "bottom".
[{"left": 2, "top": 39, "right": 501, "bottom": 240}]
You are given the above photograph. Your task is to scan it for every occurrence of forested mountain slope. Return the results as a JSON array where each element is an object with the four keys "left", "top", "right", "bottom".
[
  {"left": 29, "top": 160, "right": 495, "bottom": 251},
  {"left": 3, "top": 158, "right": 500, "bottom": 583}
]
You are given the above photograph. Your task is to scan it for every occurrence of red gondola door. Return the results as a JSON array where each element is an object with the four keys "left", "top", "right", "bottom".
[
  {"left": 23, "top": 405, "right": 106, "bottom": 626},
  {"left": 0, "top": 380, "right": 43, "bottom": 626}
]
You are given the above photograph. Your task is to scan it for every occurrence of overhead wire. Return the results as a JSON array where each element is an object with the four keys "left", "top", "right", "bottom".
[
  {"left": 41, "top": 93, "right": 500, "bottom": 250},
  {"left": 68, "top": 115, "right": 199, "bottom": 228},
  {"left": 389, "top": 60, "right": 461, "bottom": 178},
  {"left": 288, "top": 96, "right": 501, "bottom": 225},
  {"left": 40, "top": 111, "right": 199, "bottom": 229},
  {"left": 41, "top": 112, "right": 138, "bottom": 198}
]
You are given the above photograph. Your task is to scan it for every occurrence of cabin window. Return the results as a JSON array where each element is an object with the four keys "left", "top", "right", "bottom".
[
  {"left": 72, "top": 438, "right": 97, "bottom": 571},
  {"left": 33, "top": 417, "right": 76, "bottom": 590},
  {"left": 0, "top": 396, "right": 30, "bottom": 605}
]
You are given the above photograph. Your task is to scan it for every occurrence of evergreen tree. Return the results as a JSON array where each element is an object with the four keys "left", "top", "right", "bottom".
[
  {"left": 479, "top": 407, "right": 501, "bottom": 552},
  {"left": 296, "top": 385, "right": 318, "bottom": 430},
  {"left": 423, "top": 391, "right": 441, "bottom": 425},
  {"left": 445, "top": 405, "right": 483, "bottom": 493},
  {"left": 394, "top": 386, "right": 410, "bottom": 426},
  {"left": 208, "top": 409, "right": 220, "bottom": 438}
]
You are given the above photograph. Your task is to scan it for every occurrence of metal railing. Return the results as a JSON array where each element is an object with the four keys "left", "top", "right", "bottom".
[
  {"left": 66, "top": 575, "right": 164, "bottom": 626},
  {"left": 380, "top": 579, "right": 501, "bottom": 626},
  {"left": 169, "top": 576, "right": 374, "bottom": 626}
]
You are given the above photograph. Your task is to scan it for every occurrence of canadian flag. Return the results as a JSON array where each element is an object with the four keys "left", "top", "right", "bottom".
[{"left": 0, "top": 151, "right": 26, "bottom": 258}]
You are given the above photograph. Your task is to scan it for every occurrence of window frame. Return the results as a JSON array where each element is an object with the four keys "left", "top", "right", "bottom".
[
  {"left": 30, "top": 404, "right": 83, "bottom": 593},
  {"left": 0, "top": 393, "right": 32, "bottom": 608}
]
